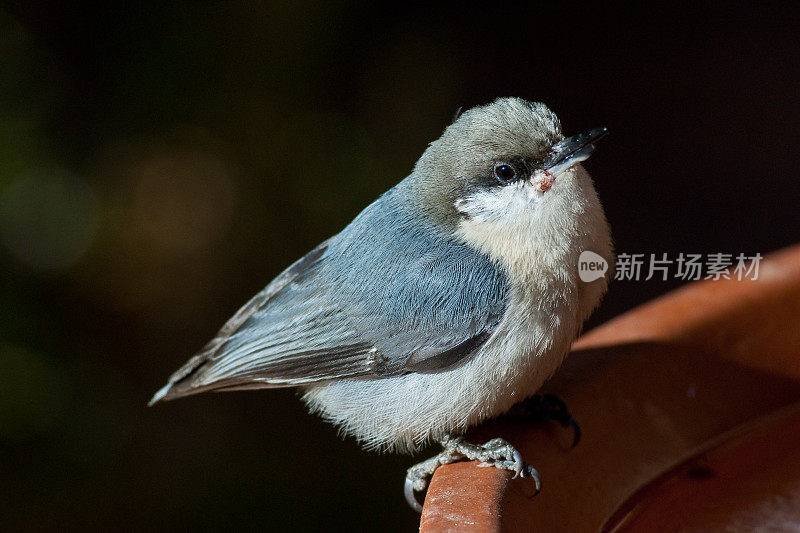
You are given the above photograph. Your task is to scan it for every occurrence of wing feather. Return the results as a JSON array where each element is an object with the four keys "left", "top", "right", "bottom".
[{"left": 152, "top": 182, "right": 508, "bottom": 404}]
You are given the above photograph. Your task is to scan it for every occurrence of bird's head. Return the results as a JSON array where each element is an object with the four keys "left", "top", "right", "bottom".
[{"left": 410, "top": 97, "right": 610, "bottom": 273}]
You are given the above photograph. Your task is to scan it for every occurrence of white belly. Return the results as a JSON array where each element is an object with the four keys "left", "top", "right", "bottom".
[{"left": 302, "top": 288, "right": 582, "bottom": 454}]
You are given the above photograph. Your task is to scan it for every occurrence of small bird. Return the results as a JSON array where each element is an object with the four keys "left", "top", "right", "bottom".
[{"left": 150, "top": 97, "right": 613, "bottom": 511}]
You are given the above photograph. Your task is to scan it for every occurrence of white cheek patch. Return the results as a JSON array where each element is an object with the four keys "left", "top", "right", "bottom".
[
  {"left": 453, "top": 183, "right": 544, "bottom": 268},
  {"left": 454, "top": 182, "right": 539, "bottom": 224}
]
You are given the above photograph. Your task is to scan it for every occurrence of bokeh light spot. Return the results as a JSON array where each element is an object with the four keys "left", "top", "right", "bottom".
[
  {"left": 0, "top": 168, "right": 99, "bottom": 272},
  {"left": 132, "top": 150, "right": 237, "bottom": 255}
]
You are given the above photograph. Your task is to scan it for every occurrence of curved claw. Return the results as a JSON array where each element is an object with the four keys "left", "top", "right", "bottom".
[
  {"left": 404, "top": 435, "right": 543, "bottom": 512},
  {"left": 524, "top": 463, "right": 542, "bottom": 495},
  {"left": 404, "top": 477, "right": 424, "bottom": 513}
]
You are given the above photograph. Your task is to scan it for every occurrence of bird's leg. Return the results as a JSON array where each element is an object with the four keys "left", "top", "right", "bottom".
[
  {"left": 505, "top": 393, "right": 581, "bottom": 448},
  {"left": 404, "top": 434, "right": 540, "bottom": 512}
]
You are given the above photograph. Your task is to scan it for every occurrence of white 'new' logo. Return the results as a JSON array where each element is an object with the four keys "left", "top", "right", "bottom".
[{"left": 578, "top": 250, "right": 608, "bottom": 282}]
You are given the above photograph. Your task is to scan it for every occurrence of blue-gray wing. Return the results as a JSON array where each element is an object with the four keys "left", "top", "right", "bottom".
[{"left": 156, "top": 182, "right": 508, "bottom": 401}]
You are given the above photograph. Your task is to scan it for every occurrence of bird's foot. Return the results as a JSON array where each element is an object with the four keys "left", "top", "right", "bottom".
[
  {"left": 506, "top": 393, "right": 581, "bottom": 448},
  {"left": 404, "top": 434, "right": 540, "bottom": 512}
]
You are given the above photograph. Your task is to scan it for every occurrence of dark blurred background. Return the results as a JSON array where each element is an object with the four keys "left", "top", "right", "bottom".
[{"left": 1, "top": 2, "right": 798, "bottom": 531}]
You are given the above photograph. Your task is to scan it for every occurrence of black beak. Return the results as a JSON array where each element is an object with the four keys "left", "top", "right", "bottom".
[{"left": 543, "top": 127, "right": 609, "bottom": 172}]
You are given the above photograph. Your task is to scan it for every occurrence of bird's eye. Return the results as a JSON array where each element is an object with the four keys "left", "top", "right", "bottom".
[{"left": 493, "top": 163, "right": 517, "bottom": 183}]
